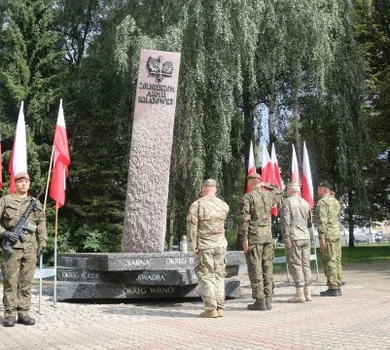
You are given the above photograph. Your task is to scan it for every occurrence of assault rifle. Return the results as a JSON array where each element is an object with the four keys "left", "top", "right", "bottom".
[{"left": 3, "top": 196, "right": 42, "bottom": 253}]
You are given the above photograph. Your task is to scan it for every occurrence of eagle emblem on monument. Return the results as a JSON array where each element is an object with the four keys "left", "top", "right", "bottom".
[{"left": 146, "top": 56, "right": 174, "bottom": 82}]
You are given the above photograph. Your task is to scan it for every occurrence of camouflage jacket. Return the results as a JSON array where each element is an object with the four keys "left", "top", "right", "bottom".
[
  {"left": 313, "top": 194, "right": 341, "bottom": 240},
  {"left": 239, "top": 186, "right": 283, "bottom": 244},
  {"left": 0, "top": 194, "right": 47, "bottom": 249},
  {"left": 281, "top": 195, "right": 310, "bottom": 244},
  {"left": 186, "top": 195, "right": 229, "bottom": 251}
]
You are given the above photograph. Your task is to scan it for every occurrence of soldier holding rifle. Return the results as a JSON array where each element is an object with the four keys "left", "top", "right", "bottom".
[{"left": 0, "top": 172, "right": 47, "bottom": 327}]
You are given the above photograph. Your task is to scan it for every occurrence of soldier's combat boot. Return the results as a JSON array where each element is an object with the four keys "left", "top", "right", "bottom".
[
  {"left": 266, "top": 300, "right": 272, "bottom": 310},
  {"left": 217, "top": 308, "right": 224, "bottom": 317},
  {"left": 320, "top": 288, "right": 339, "bottom": 297},
  {"left": 304, "top": 286, "right": 312, "bottom": 301},
  {"left": 288, "top": 287, "right": 305, "bottom": 303},
  {"left": 337, "top": 289, "right": 343, "bottom": 296},
  {"left": 200, "top": 309, "right": 218, "bottom": 318},
  {"left": 3, "top": 316, "right": 16, "bottom": 327},
  {"left": 247, "top": 300, "right": 267, "bottom": 311},
  {"left": 17, "top": 315, "right": 35, "bottom": 326}
]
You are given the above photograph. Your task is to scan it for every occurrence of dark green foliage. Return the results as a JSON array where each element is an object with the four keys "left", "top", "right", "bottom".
[{"left": 0, "top": 0, "right": 388, "bottom": 253}]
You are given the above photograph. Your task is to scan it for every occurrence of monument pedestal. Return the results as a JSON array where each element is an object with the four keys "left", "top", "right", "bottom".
[{"left": 55, "top": 251, "right": 246, "bottom": 301}]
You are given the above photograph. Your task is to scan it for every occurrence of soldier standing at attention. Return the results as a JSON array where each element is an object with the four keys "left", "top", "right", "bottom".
[
  {"left": 239, "top": 173, "right": 283, "bottom": 311},
  {"left": 314, "top": 180, "right": 342, "bottom": 297},
  {"left": 281, "top": 182, "right": 312, "bottom": 303},
  {"left": 187, "top": 179, "right": 229, "bottom": 318},
  {"left": 0, "top": 172, "right": 47, "bottom": 327}
]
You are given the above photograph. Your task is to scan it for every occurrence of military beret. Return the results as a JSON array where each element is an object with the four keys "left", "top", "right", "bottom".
[
  {"left": 287, "top": 182, "right": 300, "bottom": 190},
  {"left": 318, "top": 180, "right": 332, "bottom": 189},
  {"left": 202, "top": 179, "right": 216, "bottom": 187},
  {"left": 247, "top": 173, "right": 262, "bottom": 181},
  {"left": 15, "top": 172, "right": 30, "bottom": 182}
]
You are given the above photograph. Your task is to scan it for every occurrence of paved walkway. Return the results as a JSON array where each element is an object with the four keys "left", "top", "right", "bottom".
[{"left": 0, "top": 262, "right": 389, "bottom": 350}]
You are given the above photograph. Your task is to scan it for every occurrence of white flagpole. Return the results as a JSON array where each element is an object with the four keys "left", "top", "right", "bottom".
[
  {"left": 51, "top": 203, "right": 59, "bottom": 308},
  {"left": 38, "top": 146, "right": 55, "bottom": 315}
]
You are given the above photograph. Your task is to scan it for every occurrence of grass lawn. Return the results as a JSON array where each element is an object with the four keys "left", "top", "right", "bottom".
[{"left": 273, "top": 243, "right": 390, "bottom": 272}]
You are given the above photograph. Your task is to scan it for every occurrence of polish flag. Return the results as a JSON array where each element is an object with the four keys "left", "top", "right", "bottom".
[
  {"left": 246, "top": 141, "right": 256, "bottom": 192},
  {"left": 9, "top": 101, "right": 27, "bottom": 193},
  {"left": 271, "top": 144, "right": 283, "bottom": 190},
  {"left": 261, "top": 144, "right": 273, "bottom": 184},
  {"left": 261, "top": 144, "right": 278, "bottom": 216},
  {"left": 291, "top": 144, "right": 300, "bottom": 184},
  {"left": 49, "top": 99, "right": 70, "bottom": 208},
  {"left": 302, "top": 141, "right": 314, "bottom": 209}
]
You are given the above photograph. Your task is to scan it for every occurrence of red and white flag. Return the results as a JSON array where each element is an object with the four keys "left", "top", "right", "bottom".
[
  {"left": 9, "top": 101, "right": 27, "bottom": 193},
  {"left": 302, "top": 141, "right": 314, "bottom": 209},
  {"left": 261, "top": 144, "right": 278, "bottom": 216},
  {"left": 246, "top": 141, "right": 256, "bottom": 192},
  {"left": 49, "top": 99, "right": 70, "bottom": 208},
  {"left": 261, "top": 144, "right": 273, "bottom": 184},
  {"left": 271, "top": 144, "right": 283, "bottom": 190},
  {"left": 291, "top": 144, "right": 300, "bottom": 184}
]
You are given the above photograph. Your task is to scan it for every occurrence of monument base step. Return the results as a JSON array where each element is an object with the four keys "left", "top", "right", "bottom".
[{"left": 49, "top": 278, "right": 241, "bottom": 301}]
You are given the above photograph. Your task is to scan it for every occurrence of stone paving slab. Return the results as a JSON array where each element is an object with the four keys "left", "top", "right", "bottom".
[{"left": 0, "top": 262, "right": 389, "bottom": 350}]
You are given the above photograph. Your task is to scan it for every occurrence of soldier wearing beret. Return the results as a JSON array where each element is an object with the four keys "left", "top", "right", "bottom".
[
  {"left": 314, "top": 180, "right": 342, "bottom": 297},
  {"left": 0, "top": 172, "right": 47, "bottom": 327},
  {"left": 239, "top": 173, "right": 283, "bottom": 311},
  {"left": 187, "top": 179, "right": 229, "bottom": 318},
  {"left": 280, "top": 182, "right": 312, "bottom": 302}
]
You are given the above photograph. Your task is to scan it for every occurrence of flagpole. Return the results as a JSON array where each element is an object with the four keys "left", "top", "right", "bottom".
[
  {"left": 310, "top": 211, "right": 320, "bottom": 282},
  {"left": 44, "top": 147, "right": 55, "bottom": 210},
  {"left": 37, "top": 146, "right": 55, "bottom": 315},
  {"left": 51, "top": 202, "right": 59, "bottom": 308}
]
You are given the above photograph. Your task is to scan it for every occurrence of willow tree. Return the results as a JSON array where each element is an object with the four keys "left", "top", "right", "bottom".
[
  {"left": 356, "top": 0, "right": 390, "bottom": 222},
  {"left": 298, "top": 1, "right": 368, "bottom": 247}
]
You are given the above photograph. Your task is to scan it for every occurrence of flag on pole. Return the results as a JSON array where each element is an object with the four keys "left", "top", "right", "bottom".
[
  {"left": 9, "top": 101, "right": 27, "bottom": 193},
  {"left": 302, "top": 141, "right": 314, "bottom": 209},
  {"left": 271, "top": 144, "right": 283, "bottom": 190},
  {"left": 291, "top": 144, "right": 300, "bottom": 184},
  {"left": 49, "top": 99, "right": 70, "bottom": 207},
  {"left": 261, "top": 144, "right": 278, "bottom": 216},
  {"left": 270, "top": 144, "right": 283, "bottom": 216},
  {"left": 261, "top": 144, "right": 273, "bottom": 184},
  {"left": 246, "top": 141, "right": 256, "bottom": 192}
]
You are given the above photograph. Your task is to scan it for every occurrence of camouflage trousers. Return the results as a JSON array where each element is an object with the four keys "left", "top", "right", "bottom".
[
  {"left": 286, "top": 239, "right": 312, "bottom": 287},
  {"left": 195, "top": 246, "right": 227, "bottom": 310},
  {"left": 321, "top": 239, "right": 342, "bottom": 289},
  {"left": 2, "top": 245, "right": 37, "bottom": 317},
  {"left": 245, "top": 242, "right": 273, "bottom": 302}
]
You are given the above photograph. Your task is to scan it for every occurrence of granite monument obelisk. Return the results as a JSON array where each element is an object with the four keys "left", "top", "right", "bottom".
[
  {"left": 122, "top": 50, "right": 181, "bottom": 253},
  {"left": 55, "top": 50, "right": 245, "bottom": 301}
]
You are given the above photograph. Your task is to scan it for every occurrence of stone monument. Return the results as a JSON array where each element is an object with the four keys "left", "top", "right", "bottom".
[
  {"left": 122, "top": 50, "right": 181, "bottom": 253},
  {"left": 54, "top": 49, "right": 246, "bottom": 301}
]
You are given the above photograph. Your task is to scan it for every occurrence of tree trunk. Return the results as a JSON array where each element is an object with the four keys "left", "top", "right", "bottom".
[{"left": 348, "top": 189, "right": 355, "bottom": 248}]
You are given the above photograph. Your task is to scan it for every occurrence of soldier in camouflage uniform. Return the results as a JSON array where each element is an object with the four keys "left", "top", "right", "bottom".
[
  {"left": 239, "top": 173, "right": 283, "bottom": 311},
  {"left": 281, "top": 182, "right": 312, "bottom": 303},
  {"left": 187, "top": 179, "right": 229, "bottom": 318},
  {"left": 313, "top": 180, "right": 342, "bottom": 297},
  {"left": 0, "top": 172, "right": 47, "bottom": 327}
]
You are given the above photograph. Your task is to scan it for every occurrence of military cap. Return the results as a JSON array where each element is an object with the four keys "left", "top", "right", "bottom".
[
  {"left": 247, "top": 173, "right": 262, "bottom": 181},
  {"left": 318, "top": 180, "right": 332, "bottom": 189},
  {"left": 287, "top": 181, "right": 300, "bottom": 190},
  {"left": 15, "top": 172, "right": 30, "bottom": 182},
  {"left": 202, "top": 179, "right": 216, "bottom": 187}
]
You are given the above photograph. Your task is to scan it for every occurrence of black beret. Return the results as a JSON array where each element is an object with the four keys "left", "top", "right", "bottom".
[{"left": 318, "top": 180, "right": 332, "bottom": 190}]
